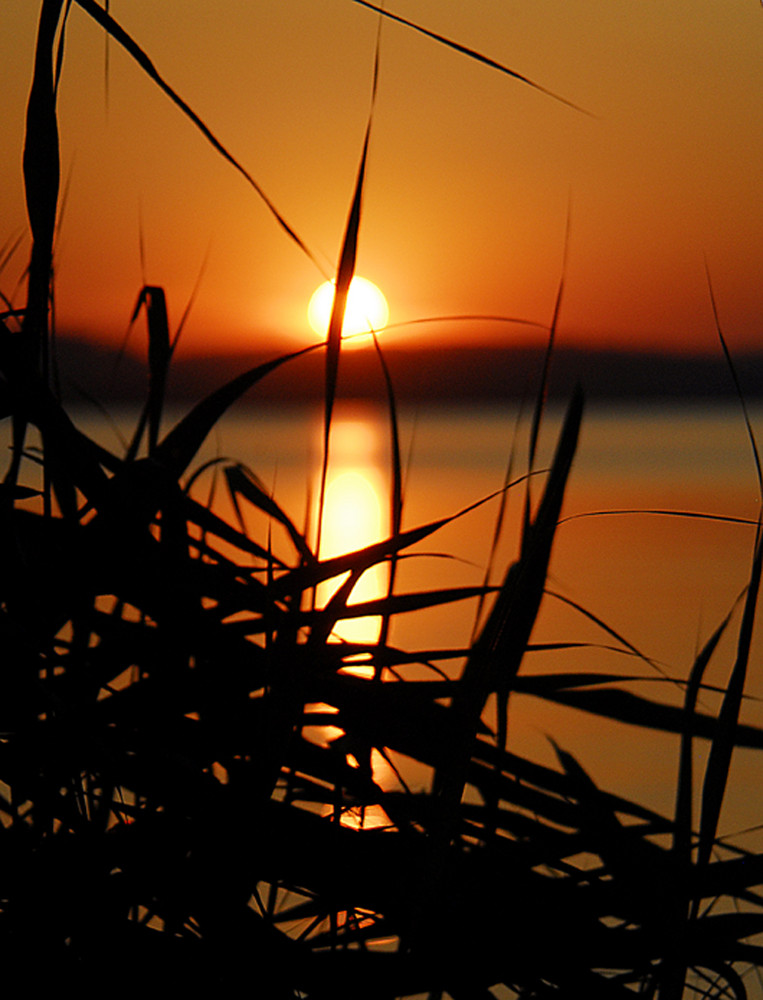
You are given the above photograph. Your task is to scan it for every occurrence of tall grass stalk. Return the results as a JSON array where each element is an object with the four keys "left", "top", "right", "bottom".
[{"left": 1, "top": 5, "right": 762, "bottom": 998}]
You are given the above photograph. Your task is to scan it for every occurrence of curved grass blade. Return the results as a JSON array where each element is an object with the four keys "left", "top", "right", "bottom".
[
  {"left": 132, "top": 286, "right": 171, "bottom": 457},
  {"left": 0, "top": 353, "right": 112, "bottom": 508},
  {"left": 526, "top": 682, "right": 763, "bottom": 749},
  {"left": 316, "top": 113, "right": 375, "bottom": 557},
  {"left": 371, "top": 333, "right": 403, "bottom": 656},
  {"left": 352, "top": 1, "right": 594, "bottom": 116},
  {"left": 272, "top": 476, "right": 534, "bottom": 601},
  {"left": 224, "top": 463, "right": 314, "bottom": 564},
  {"left": 0, "top": 232, "right": 26, "bottom": 282},
  {"left": 706, "top": 260, "right": 763, "bottom": 498},
  {"left": 674, "top": 608, "right": 737, "bottom": 864},
  {"left": 52, "top": 0, "right": 72, "bottom": 97},
  {"left": 154, "top": 343, "right": 319, "bottom": 479},
  {"left": 546, "top": 589, "right": 674, "bottom": 681},
  {"left": 696, "top": 524, "right": 763, "bottom": 889},
  {"left": 182, "top": 491, "right": 289, "bottom": 566},
  {"left": 416, "top": 389, "right": 583, "bottom": 953},
  {"left": 308, "top": 567, "right": 363, "bottom": 647},
  {"left": 320, "top": 124, "right": 369, "bottom": 465},
  {"left": 560, "top": 508, "right": 757, "bottom": 529},
  {"left": 316, "top": 17, "right": 381, "bottom": 574},
  {"left": 73, "top": 0, "right": 322, "bottom": 270},
  {"left": 381, "top": 313, "right": 550, "bottom": 336},
  {"left": 655, "top": 604, "right": 743, "bottom": 1000},
  {"left": 18, "top": 0, "right": 64, "bottom": 512},
  {"left": 169, "top": 243, "right": 210, "bottom": 354},
  {"left": 472, "top": 407, "right": 521, "bottom": 641},
  {"left": 524, "top": 200, "right": 571, "bottom": 534},
  {"left": 470, "top": 385, "right": 584, "bottom": 704},
  {"left": 302, "top": 583, "right": 493, "bottom": 626},
  {"left": 23, "top": 0, "right": 62, "bottom": 349}
]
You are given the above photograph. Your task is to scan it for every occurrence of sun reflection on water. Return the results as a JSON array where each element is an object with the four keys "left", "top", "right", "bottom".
[
  {"left": 308, "top": 409, "right": 401, "bottom": 829},
  {"left": 315, "top": 411, "right": 389, "bottom": 654}
]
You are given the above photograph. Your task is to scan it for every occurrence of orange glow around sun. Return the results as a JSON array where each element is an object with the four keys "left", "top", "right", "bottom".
[{"left": 307, "top": 277, "right": 389, "bottom": 346}]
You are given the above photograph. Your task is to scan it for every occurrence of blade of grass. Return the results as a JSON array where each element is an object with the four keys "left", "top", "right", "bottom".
[
  {"left": 300, "top": 584, "right": 494, "bottom": 627},
  {"left": 524, "top": 199, "right": 571, "bottom": 535},
  {"left": 169, "top": 243, "right": 211, "bottom": 353},
  {"left": 154, "top": 343, "right": 319, "bottom": 479},
  {"left": 0, "top": 232, "right": 26, "bottom": 281},
  {"left": 224, "top": 463, "right": 314, "bottom": 564},
  {"left": 272, "top": 475, "right": 536, "bottom": 601},
  {"left": 657, "top": 608, "right": 740, "bottom": 1000},
  {"left": 316, "top": 127, "right": 369, "bottom": 546},
  {"left": 561, "top": 508, "right": 757, "bottom": 528},
  {"left": 315, "top": 94, "right": 377, "bottom": 560},
  {"left": 133, "top": 285, "right": 171, "bottom": 457},
  {"left": 408, "top": 389, "right": 582, "bottom": 969},
  {"left": 521, "top": 679, "right": 763, "bottom": 749},
  {"left": 352, "top": 1, "right": 595, "bottom": 116},
  {"left": 696, "top": 524, "right": 763, "bottom": 890},
  {"left": 381, "top": 313, "right": 549, "bottom": 336},
  {"left": 706, "top": 259, "right": 763, "bottom": 498},
  {"left": 371, "top": 332, "right": 403, "bottom": 660},
  {"left": 473, "top": 385, "right": 584, "bottom": 727},
  {"left": 315, "top": 15, "right": 382, "bottom": 580},
  {"left": 472, "top": 406, "right": 522, "bottom": 642},
  {"left": 73, "top": 0, "right": 323, "bottom": 271},
  {"left": 0, "top": 343, "right": 112, "bottom": 508},
  {"left": 675, "top": 608, "right": 738, "bottom": 863},
  {"left": 692, "top": 277, "right": 763, "bottom": 907},
  {"left": 17, "top": 0, "right": 65, "bottom": 514},
  {"left": 23, "top": 0, "right": 62, "bottom": 351},
  {"left": 546, "top": 589, "right": 679, "bottom": 682}
]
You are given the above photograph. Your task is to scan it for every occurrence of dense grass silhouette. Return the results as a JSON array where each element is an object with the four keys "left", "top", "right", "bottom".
[{"left": 2, "top": 4, "right": 763, "bottom": 997}]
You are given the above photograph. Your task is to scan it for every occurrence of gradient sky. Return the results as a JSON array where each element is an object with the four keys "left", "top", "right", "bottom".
[{"left": 2, "top": 1, "right": 762, "bottom": 357}]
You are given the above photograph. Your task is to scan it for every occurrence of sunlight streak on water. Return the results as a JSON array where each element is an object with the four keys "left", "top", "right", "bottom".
[
  {"left": 45, "top": 401, "right": 763, "bottom": 829},
  {"left": 310, "top": 411, "right": 397, "bottom": 826},
  {"left": 315, "top": 412, "right": 389, "bottom": 652}
]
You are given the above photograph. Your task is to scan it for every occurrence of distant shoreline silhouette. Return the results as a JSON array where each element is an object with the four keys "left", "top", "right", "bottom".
[{"left": 53, "top": 333, "right": 763, "bottom": 405}]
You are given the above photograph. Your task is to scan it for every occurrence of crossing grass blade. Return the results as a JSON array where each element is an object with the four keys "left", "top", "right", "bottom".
[
  {"left": 269, "top": 477, "right": 533, "bottom": 602},
  {"left": 696, "top": 525, "right": 763, "bottom": 884},
  {"left": 518, "top": 677, "right": 763, "bottom": 748},
  {"left": 317, "top": 15, "right": 381, "bottom": 566},
  {"left": 674, "top": 609, "right": 737, "bottom": 864},
  {"left": 224, "top": 463, "right": 314, "bottom": 564},
  {"left": 154, "top": 343, "right": 319, "bottom": 478},
  {"left": 315, "top": 106, "right": 375, "bottom": 560},
  {"left": 371, "top": 333, "right": 403, "bottom": 656}
]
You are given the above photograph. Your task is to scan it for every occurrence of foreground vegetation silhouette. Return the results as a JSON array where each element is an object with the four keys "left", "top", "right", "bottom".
[{"left": 2, "top": 3, "right": 763, "bottom": 997}]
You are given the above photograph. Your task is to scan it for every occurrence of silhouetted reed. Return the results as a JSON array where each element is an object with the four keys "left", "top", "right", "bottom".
[{"left": 1, "top": 4, "right": 762, "bottom": 997}]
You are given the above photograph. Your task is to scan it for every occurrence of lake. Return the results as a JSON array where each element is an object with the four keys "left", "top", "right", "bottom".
[{"left": 67, "top": 398, "right": 763, "bottom": 840}]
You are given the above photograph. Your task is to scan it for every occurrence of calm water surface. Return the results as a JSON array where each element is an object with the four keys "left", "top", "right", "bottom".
[{"left": 67, "top": 400, "right": 763, "bottom": 836}]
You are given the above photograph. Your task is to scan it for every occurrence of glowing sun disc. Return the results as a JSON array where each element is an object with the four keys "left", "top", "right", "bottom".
[{"left": 308, "top": 276, "right": 389, "bottom": 340}]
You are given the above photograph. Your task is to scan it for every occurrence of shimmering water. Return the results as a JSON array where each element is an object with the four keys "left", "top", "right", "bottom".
[{"left": 63, "top": 399, "right": 763, "bottom": 834}]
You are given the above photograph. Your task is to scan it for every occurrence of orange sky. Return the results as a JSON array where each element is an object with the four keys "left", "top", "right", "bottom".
[{"left": 2, "top": 1, "right": 762, "bottom": 357}]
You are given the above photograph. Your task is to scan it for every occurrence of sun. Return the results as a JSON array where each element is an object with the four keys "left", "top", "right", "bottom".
[{"left": 307, "top": 276, "right": 389, "bottom": 345}]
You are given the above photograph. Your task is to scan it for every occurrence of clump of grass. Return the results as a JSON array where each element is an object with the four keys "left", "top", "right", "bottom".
[{"left": 1, "top": 5, "right": 763, "bottom": 997}]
